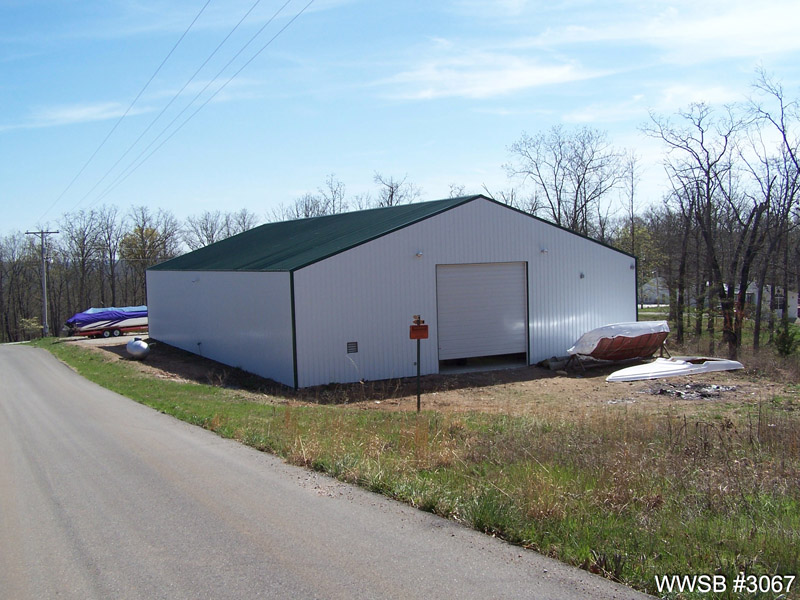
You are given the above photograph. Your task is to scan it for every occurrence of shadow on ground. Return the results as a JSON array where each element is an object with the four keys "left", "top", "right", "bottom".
[{"left": 73, "top": 336, "right": 619, "bottom": 404}]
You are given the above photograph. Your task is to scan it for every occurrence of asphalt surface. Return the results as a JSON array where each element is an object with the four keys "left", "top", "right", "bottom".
[{"left": 0, "top": 343, "right": 651, "bottom": 599}]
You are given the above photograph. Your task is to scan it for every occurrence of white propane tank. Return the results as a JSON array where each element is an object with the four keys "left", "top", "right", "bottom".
[{"left": 126, "top": 337, "right": 150, "bottom": 360}]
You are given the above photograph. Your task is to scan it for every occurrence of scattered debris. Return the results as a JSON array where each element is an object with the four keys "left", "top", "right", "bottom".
[{"left": 643, "top": 383, "right": 737, "bottom": 400}]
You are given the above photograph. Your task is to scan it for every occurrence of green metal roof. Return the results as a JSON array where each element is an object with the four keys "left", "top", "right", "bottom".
[{"left": 149, "top": 195, "right": 482, "bottom": 272}]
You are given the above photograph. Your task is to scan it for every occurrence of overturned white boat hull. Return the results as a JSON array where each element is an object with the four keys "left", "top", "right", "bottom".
[
  {"left": 606, "top": 356, "right": 743, "bottom": 382},
  {"left": 568, "top": 321, "right": 670, "bottom": 361}
]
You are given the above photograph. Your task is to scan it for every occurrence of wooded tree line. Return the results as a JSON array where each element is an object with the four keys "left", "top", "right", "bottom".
[
  {"left": 499, "top": 70, "right": 800, "bottom": 359},
  {"left": 1, "top": 205, "right": 195, "bottom": 342},
  {"left": 0, "top": 172, "right": 422, "bottom": 343},
  {"left": 637, "top": 72, "right": 800, "bottom": 359},
  {"left": 2, "top": 73, "right": 798, "bottom": 357}
]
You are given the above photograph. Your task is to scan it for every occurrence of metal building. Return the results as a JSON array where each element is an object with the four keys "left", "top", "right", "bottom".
[{"left": 146, "top": 195, "right": 637, "bottom": 388}]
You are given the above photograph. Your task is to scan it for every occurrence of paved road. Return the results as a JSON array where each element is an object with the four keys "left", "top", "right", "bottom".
[{"left": 0, "top": 344, "right": 650, "bottom": 599}]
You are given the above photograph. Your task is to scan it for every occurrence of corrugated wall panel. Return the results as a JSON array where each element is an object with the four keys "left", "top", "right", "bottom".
[
  {"left": 293, "top": 198, "right": 636, "bottom": 387},
  {"left": 146, "top": 270, "right": 294, "bottom": 386}
]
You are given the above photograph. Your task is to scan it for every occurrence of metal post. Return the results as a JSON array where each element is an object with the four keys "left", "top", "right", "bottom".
[
  {"left": 26, "top": 230, "right": 59, "bottom": 337},
  {"left": 416, "top": 338, "right": 421, "bottom": 413},
  {"left": 410, "top": 315, "right": 427, "bottom": 413}
]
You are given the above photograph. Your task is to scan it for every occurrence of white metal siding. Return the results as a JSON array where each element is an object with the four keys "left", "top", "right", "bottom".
[
  {"left": 146, "top": 270, "right": 295, "bottom": 386},
  {"left": 436, "top": 262, "right": 527, "bottom": 360},
  {"left": 293, "top": 197, "right": 636, "bottom": 387}
]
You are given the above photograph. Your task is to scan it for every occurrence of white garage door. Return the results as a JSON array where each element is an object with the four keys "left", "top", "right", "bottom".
[{"left": 436, "top": 262, "right": 528, "bottom": 361}]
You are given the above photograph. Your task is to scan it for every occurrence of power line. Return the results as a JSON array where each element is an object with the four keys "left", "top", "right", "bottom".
[
  {"left": 39, "top": 0, "right": 214, "bottom": 222},
  {"left": 89, "top": 0, "right": 298, "bottom": 206},
  {"left": 66, "top": 0, "right": 268, "bottom": 215},
  {"left": 89, "top": 0, "right": 316, "bottom": 207}
]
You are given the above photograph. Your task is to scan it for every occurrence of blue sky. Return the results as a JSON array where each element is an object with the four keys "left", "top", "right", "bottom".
[{"left": 3, "top": 0, "right": 800, "bottom": 234}]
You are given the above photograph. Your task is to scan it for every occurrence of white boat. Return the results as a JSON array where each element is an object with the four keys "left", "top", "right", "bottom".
[
  {"left": 606, "top": 356, "right": 743, "bottom": 382},
  {"left": 65, "top": 305, "right": 148, "bottom": 338}
]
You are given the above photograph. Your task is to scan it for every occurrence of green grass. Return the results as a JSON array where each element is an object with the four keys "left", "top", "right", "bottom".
[{"left": 32, "top": 338, "right": 800, "bottom": 599}]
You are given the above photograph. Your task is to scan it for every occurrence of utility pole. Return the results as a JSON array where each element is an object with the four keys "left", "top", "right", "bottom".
[{"left": 25, "top": 229, "right": 59, "bottom": 337}]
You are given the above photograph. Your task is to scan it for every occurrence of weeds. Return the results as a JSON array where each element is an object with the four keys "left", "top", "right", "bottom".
[{"left": 775, "top": 325, "right": 800, "bottom": 357}]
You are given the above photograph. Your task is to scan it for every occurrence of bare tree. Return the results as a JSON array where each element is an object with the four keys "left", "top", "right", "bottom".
[
  {"left": 96, "top": 205, "right": 124, "bottom": 307},
  {"left": 270, "top": 175, "right": 349, "bottom": 222},
  {"left": 185, "top": 208, "right": 260, "bottom": 248},
  {"left": 505, "top": 125, "right": 624, "bottom": 237},
  {"left": 646, "top": 103, "right": 768, "bottom": 358},
  {"left": 270, "top": 173, "right": 421, "bottom": 219},
  {"left": 0, "top": 233, "right": 38, "bottom": 341},
  {"left": 271, "top": 193, "right": 328, "bottom": 222},
  {"left": 622, "top": 151, "right": 641, "bottom": 255},
  {"left": 121, "top": 206, "right": 180, "bottom": 305},
  {"left": 481, "top": 184, "right": 545, "bottom": 215},
  {"left": 59, "top": 209, "right": 100, "bottom": 311},
  {"left": 350, "top": 192, "right": 374, "bottom": 211},
  {"left": 663, "top": 180, "right": 699, "bottom": 345},
  {"left": 373, "top": 172, "right": 421, "bottom": 207},
  {"left": 183, "top": 210, "right": 226, "bottom": 250},
  {"left": 448, "top": 183, "right": 467, "bottom": 197},
  {"left": 747, "top": 68, "right": 800, "bottom": 347},
  {"left": 318, "top": 174, "right": 348, "bottom": 215},
  {"left": 223, "top": 208, "right": 259, "bottom": 236}
]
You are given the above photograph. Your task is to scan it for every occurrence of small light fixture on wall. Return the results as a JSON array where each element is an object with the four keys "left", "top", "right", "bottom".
[
  {"left": 630, "top": 263, "right": 635, "bottom": 270},
  {"left": 580, "top": 272, "right": 585, "bottom": 279},
  {"left": 540, "top": 248, "right": 549, "bottom": 254},
  {"left": 415, "top": 251, "right": 424, "bottom": 258}
]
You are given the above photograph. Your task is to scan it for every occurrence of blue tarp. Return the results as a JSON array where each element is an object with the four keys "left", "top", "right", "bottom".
[{"left": 66, "top": 306, "right": 148, "bottom": 328}]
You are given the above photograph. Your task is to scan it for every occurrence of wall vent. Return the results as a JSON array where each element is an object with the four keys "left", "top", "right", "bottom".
[{"left": 346, "top": 342, "right": 358, "bottom": 354}]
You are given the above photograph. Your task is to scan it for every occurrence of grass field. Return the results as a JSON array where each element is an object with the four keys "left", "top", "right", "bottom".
[{"left": 31, "top": 337, "right": 800, "bottom": 599}]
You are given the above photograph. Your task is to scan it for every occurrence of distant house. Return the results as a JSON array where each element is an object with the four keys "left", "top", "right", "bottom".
[
  {"left": 745, "top": 284, "right": 798, "bottom": 321},
  {"left": 146, "top": 195, "right": 637, "bottom": 388},
  {"left": 639, "top": 277, "right": 798, "bottom": 322},
  {"left": 639, "top": 276, "right": 669, "bottom": 305}
]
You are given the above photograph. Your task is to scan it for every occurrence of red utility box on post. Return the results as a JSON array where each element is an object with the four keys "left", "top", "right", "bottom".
[
  {"left": 409, "top": 325, "right": 428, "bottom": 339},
  {"left": 409, "top": 315, "right": 428, "bottom": 339},
  {"left": 410, "top": 315, "right": 427, "bottom": 412}
]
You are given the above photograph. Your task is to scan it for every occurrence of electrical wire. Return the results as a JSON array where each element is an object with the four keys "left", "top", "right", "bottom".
[
  {"left": 89, "top": 0, "right": 315, "bottom": 208},
  {"left": 39, "top": 0, "right": 214, "bottom": 222},
  {"left": 66, "top": 0, "right": 268, "bottom": 214}
]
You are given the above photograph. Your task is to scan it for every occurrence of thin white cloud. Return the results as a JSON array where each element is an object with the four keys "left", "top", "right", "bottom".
[
  {"left": 379, "top": 0, "right": 800, "bottom": 102},
  {"left": 521, "top": 0, "right": 800, "bottom": 65},
  {"left": 563, "top": 94, "right": 649, "bottom": 124},
  {"left": 0, "top": 102, "right": 151, "bottom": 132},
  {"left": 380, "top": 50, "right": 607, "bottom": 100},
  {"left": 1, "top": 75, "right": 269, "bottom": 133},
  {"left": 558, "top": 82, "right": 743, "bottom": 141},
  {"left": 634, "top": 2, "right": 800, "bottom": 65},
  {"left": 35, "top": 102, "right": 129, "bottom": 125},
  {"left": 4, "top": 0, "right": 349, "bottom": 45},
  {"left": 653, "top": 84, "right": 742, "bottom": 112},
  {"left": 448, "top": 0, "right": 533, "bottom": 18}
]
